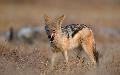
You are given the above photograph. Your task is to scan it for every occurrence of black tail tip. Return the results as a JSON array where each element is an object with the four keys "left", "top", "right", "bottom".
[{"left": 94, "top": 50, "right": 99, "bottom": 64}]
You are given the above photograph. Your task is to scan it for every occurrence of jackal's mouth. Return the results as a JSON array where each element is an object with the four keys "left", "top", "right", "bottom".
[{"left": 48, "top": 35, "right": 54, "bottom": 42}]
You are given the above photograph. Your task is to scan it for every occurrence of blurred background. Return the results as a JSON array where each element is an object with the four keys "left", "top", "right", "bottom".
[
  {"left": 0, "top": 0, "right": 120, "bottom": 29},
  {"left": 0, "top": 0, "right": 120, "bottom": 75}
]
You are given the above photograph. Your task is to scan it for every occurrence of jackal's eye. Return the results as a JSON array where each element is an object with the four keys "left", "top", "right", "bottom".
[
  {"left": 45, "top": 25, "right": 50, "bottom": 32},
  {"left": 52, "top": 30, "right": 55, "bottom": 33}
]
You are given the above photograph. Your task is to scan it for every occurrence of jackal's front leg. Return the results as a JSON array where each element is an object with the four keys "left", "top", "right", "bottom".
[
  {"left": 62, "top": 50, "right": 68, "bottom": 63},
  {"left": 51, "top": 52, "right": 57, "bottom": 69}
]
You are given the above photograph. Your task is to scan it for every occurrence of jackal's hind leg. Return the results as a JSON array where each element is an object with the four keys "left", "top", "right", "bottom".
[
  {"left": 82, "top": 37, "right": 96, "bottom": 65},
  {"left": 76, "top": 45, "right": 83, "bottom": 59}
]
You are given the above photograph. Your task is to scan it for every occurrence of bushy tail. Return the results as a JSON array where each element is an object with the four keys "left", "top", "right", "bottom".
[{"left": 93, "top": 43, "right": 99, "bottom": 64}]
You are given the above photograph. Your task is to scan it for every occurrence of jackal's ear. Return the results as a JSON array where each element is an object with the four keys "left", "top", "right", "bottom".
[
  {"left": 44, "top": 14, "right": 51, "bottom": 25},
  {"left": 56, "top": 15, "right": 65, "bottom": 25}
]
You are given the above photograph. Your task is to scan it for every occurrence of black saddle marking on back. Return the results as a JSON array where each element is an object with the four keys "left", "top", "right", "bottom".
[{"left": 61, "top": 24, "right": 89, "bottom": 38}]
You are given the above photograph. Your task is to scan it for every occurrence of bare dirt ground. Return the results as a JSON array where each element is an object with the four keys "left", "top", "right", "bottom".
[{"left": 0, "top": 0, "right": 120, "bottom": 75}]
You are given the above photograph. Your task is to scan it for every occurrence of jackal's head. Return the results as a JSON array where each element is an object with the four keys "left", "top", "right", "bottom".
[{"left": 44, "top": 15, "right": 65, "bottom": 41}]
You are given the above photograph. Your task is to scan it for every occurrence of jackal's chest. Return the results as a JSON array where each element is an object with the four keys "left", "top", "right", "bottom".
[
  {"left": 50, "top": 37, "right": 80, "bottom": 52},
  {"left": 50, "top": 41, "right": 63, "bottom": 52}
]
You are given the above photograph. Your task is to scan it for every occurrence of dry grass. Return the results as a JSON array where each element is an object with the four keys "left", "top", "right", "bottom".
[{"left": 0, "top": 36, "right": 120, "bottom": 75}]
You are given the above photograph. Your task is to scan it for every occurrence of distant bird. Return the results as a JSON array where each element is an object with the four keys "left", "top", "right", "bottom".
[
  {"left": 3, "top": 25, "right": 41, "bottom": 44},
  {"left": 17, "top": 26, "right": 33, "bottom": 44},
  {"left": 33, "top": 25, "right": 41, "bottom": 38},
  {"left": 5, "top": 27, "right": 14, "bottom": 42}
]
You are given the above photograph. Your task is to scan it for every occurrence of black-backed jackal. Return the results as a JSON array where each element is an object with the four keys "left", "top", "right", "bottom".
[{"left": 44, "top": 15, "right": 98, "bottom": 68}]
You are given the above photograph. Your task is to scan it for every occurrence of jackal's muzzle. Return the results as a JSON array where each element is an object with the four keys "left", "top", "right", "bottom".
[{"left": 48, "top": 34, "right": 54, "bottom": 42}]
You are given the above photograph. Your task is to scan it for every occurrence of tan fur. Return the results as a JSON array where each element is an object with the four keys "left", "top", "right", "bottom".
[{"left": 44, "top": 15, "right": 97, "bottom": 69}]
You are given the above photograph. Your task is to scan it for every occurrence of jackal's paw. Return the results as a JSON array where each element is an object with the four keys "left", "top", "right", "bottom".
[{"left": 86, "top": 61, "right": 97, "bottom": 69}]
